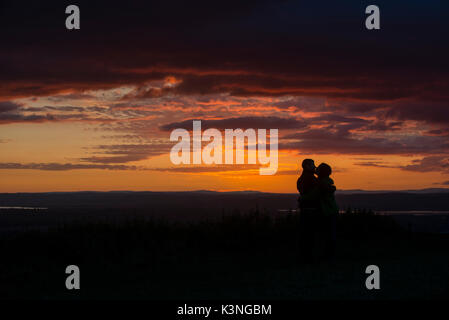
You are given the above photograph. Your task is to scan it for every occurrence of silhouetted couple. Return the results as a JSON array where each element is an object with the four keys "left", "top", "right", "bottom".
[{"left": 297, "top": 159, "right": 338, "bottom": 263}]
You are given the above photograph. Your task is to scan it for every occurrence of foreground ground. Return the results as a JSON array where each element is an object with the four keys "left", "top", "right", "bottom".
[{"left": 0, "top": 211, "right": 448, "bottom": 300}]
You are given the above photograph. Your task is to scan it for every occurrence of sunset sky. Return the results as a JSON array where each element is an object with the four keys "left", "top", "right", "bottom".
[{"left": 1, "top": 0, "right": 448, "bottom": 192}]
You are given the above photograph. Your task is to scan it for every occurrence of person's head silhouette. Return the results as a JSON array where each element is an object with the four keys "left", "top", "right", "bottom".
[
  {"left": 301, "top": 159, "right": 316, "bottom": 173},
  {"left": 316, "top": 162, "right": 332, "bottom": 178}
]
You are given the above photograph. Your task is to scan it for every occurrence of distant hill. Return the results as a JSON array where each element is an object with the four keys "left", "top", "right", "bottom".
[
  {"left": 337, "top": 188, "right": 449, "bottom": 194},
  {"left": 0, "top": 189, "right": 448, "bottom": 214}
]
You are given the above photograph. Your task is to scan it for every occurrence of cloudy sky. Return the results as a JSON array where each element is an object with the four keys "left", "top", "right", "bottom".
[{"left": 1, "top": 0, "right": 448, "bottom": 192}]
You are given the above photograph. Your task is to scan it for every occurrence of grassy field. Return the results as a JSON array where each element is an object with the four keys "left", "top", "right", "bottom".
[{"left": 0, "top": 210, "right": 448, "bottom": 300}]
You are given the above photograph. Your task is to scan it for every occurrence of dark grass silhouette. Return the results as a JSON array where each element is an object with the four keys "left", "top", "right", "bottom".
[{"left": 0, "top": 208, "right": 448, "bottom": 299}]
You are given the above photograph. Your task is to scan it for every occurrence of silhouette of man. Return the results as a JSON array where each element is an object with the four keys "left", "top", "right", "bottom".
[
  {"left": 297, "top": 159, "right": 320, "bottom": 262},
  {"left": 297, "top": 159, "right": 318, "bottom": 207}
]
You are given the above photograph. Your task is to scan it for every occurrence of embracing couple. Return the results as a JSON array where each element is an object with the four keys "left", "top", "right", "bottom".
[{"left": 296, "top": 159, "right": 338, "bottom": 262}]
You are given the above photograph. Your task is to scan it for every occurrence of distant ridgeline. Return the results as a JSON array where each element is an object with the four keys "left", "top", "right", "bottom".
[{"left": 0, "top": 190, "right": 448, "bottom": 213}]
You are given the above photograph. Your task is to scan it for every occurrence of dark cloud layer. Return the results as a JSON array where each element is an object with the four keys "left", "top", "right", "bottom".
[
  {"left": 0, "top": 162, "right": 138, "bottom": 171},
  {"left": 353, "top": 161, "right": 396, "bottom": 168},
  {"left": 399, "top": 156, "right": 449, "bottom": 173},
  {"left": 1, "top": 1, "right": 448, "bottom": 110},
  {"left": 160, "top": 116, "right": 305, "bottom": 131},
  {"left": 0, "top": 101, "right": 21, "bottom": 113},
  {"left": 1, "top": 0, "right": 448, "bottom": 167},
  {"left": 81, "top": 143, "right": 172, "bottom": 164},
  {"left": 355, "top": 156, "right": 449, "bottom": 174},
  {"left": 148, "top": 165, "right": 297, "bottom": 175}
]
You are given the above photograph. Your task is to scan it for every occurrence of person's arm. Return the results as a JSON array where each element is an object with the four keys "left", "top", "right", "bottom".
[
  {"left": 318, "top": 179, "right": 336, "bottom": 194},
  {"left": 300, "top": 185, "right": 320, "bottom": 203},
  {"left": 328, "top": 178, "right": 337, "bottom": 193},
  {"left": 326, "top": 184, "right": 336, "bottom": 193}
]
